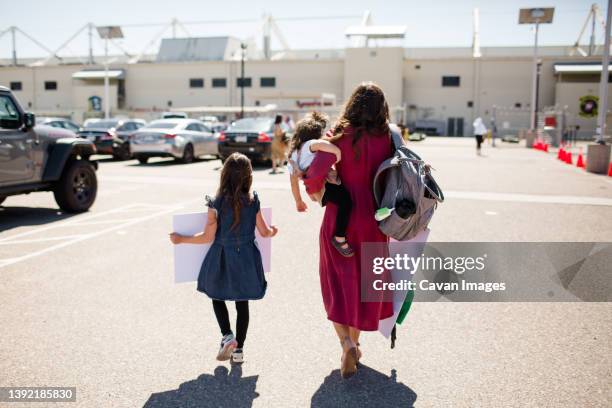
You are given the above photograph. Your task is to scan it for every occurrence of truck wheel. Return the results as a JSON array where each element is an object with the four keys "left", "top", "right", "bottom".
[
  {"left": 136, "top": 155, "right": 148, "bottom": 164},
  {"left": 53, "top": 160, "right": 97, "bottom": 213},
  {"left": 179, "top": 144, "right": 194, "bottom": 164}
]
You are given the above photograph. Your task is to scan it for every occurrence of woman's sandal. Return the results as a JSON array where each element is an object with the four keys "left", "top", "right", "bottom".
[
  {"left": 340, "top": 337, "right": 358, "bottom": 379},
  {"left": 332, "top": 237, "right": 355, "bottom": 257}
]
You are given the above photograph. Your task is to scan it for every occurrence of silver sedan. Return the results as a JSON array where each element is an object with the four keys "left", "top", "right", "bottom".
[{"left": 131, "top": 119, "right": 218, "bottom": 164}]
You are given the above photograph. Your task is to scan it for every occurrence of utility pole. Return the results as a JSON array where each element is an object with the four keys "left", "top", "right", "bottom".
[
  {"left": 11, "top": 26, "right": 17, "bottom": 65},
  {"left": 240, "top": 43, "right": 247, "bottom": 118},
  {"left": 96, "top": 26, "right": 123, "bottom": 120},
  {"left": 587, "top": 0, "right": 611, "bottom": 174},
  {"left": 530, "top": 21, "right": 540, "bottom": 131},
  {"left": 596, "top": 0, "right": 611, "bottom": 143},
  {"left": 104, "top": 36, "right": 109, "bottom": 119},
  {"left": 88, "top": 23, "right": 94, "bottom": 64}
]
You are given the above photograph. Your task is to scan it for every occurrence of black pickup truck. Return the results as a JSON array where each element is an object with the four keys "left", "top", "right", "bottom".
[{"left": 0, "top": 86, "right": 98, "bottom": 212}]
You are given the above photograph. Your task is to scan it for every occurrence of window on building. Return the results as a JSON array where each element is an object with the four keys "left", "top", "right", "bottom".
[
  {"left": 467, "top": 101, "right": 473, "bottom": 108},
  {"left": 10, "top": 81, "right": 22, "bottom": 91},
  {"left": 236, "top": 77, "right": 252, "bottom": 87},
  {"left": 44, "top": 81, "right": 58, "bottom": 91},
  {"left": 189, "top": 78, "right": 204, "bottom": 88},
  {"left": 415, "top": 65, "right": 421, "bottom": 70},
  {"left": 514, "top": 102, "right": 522, "bottom": 108},
  {"left": 442, "top": 76, "right": 460, "bottom": 87},
  {"left": 260, "top": 77, "right": 276, "bottom": 87},
  {"left": 212, "top": 78, "right": 227, "bottom": 88}
]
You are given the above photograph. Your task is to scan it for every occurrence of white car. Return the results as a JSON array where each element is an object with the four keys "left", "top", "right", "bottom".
[
  {"left": 408, "top": 132, "right": 427, "bottom": 141},
  {"left": 131, "top": 119, "right": 218, "bottom": 164}
]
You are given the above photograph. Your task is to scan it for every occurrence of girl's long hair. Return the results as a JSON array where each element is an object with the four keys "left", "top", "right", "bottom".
[
  {"left": 328, "top": 82, "right": 390, "bottom": 159},
  {"left": 216, "top": 152, "right": 253, "bottom": 230},
  {"left": 290, "top": 111, "right": 328, "bottom": 155}
]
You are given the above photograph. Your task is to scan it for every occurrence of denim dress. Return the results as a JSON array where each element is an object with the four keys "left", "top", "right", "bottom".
[{"left": 197, "top": 192, "right": 267, "bottom": 301}]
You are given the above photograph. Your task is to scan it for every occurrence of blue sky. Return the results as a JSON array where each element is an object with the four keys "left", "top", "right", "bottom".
[{"left": 0, "top": 0, "right": 607, "bottom": 59}]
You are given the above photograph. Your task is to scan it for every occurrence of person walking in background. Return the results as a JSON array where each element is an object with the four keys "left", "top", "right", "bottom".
[
  {"left": 473, "top": 117, "right": 487, "bottom": 155},
  {"left": 284, "top": 115, "right": 295, "bottom": 132},
  {"left": 302, "top": 82, "right": 394, "bottom": 379},
  {"left": 169, "top": 153, "right": 278, "bottom": 364},
  {"left": 271, "top": 115, "right": 287, "bottom": 174}
]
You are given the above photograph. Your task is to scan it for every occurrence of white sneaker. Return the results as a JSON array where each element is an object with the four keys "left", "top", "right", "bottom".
[
  {"left": 231, "top": 348, "right": 244, "bottom": 364},
  {"left": 216, "top": 334, "right": 237, "bottom": 361}
]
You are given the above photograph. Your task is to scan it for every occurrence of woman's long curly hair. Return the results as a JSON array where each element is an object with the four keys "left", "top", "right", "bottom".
[
  {"left": 216, "top": 152, "right": 253, "bottom": 230},
  {"left": 328, "top": 82, "right": 390, "bottom": 159}
]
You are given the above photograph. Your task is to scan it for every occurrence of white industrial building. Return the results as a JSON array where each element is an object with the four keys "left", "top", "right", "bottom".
[{"left": 0, "top": 17, "right": 609, "bottom": 138}]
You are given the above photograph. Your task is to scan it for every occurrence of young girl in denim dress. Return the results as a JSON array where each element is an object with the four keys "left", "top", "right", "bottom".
[{"left": 170, "top": 153, "right": 278, "bottom": 363}]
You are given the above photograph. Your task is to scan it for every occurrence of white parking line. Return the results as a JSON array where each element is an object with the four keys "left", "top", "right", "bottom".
[
  {"left": 0, "top": 234, "right": 85, "bottom": 245},
  {"left": 0, "top": 199, "right": 198, "bottom": 270},
  {"left": 445, "top": 191, "right": 612, "bottom": 206},
  {"left": 0, "top": 203, "right": 148, "bottom": 242}
]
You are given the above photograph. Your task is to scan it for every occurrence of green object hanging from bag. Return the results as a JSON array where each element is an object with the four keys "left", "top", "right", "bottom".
[{"left": 396, "top": 289, "right": 414, "bottom": 325}]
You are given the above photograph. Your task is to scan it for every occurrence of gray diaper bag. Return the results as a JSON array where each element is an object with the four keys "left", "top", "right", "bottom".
[{"left": 372, "top": 125, "right": 444, "bottom": 241}]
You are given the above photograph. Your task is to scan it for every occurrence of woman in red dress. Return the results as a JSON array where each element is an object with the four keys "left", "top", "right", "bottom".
[{"left": 308, "top": 82, "right": 394, "bottom": 378}]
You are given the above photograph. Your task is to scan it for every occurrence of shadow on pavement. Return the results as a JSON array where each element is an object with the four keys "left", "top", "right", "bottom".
[
  {"left": 143, "top": 365, "right": 259, "bottom": 408},
  {"left": 311, "top": 365, "right": 417, "bottom": 408},
  {"left": 0, "top": 206, "right": 75, "bottom": 232}
]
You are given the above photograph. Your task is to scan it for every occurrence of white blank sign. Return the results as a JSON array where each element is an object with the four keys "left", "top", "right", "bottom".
[
  {"left": 172, "top": 208, "right": 272, "bottom": 283},
  {"left": 378, "top": 228, "right": 430, "bottom": 337}
]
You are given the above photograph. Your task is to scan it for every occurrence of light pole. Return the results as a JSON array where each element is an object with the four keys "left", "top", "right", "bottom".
[
  {"left": 96, "top": 26, "right": 123, "bottom": 119},
  {"left": 519, "top": 8, "right": 554, "bottom": 132},
  {"left": 596, "top": 0, "right": 611, "bottom": 144},
  {"left": 240, "top": 43, "right": 247, "bottom": 118},
  {"left": 586, "top": 0, "right": 612, "bottom": 174}
]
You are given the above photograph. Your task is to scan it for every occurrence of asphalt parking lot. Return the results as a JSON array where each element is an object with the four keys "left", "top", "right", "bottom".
[{"left": 1, "top": 138, "right": 611, "bottom": 407}]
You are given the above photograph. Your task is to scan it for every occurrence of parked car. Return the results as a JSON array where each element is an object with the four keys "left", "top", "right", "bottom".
[
  {"left": 218, "top": 117, "right": 290, "bottom": 163},
  {"left": 0, "top": 86, "right": 98, "bottom": 212},
  {"left": 77, "top": 118, "right": 145, "bottom": 160},
  {"left": 83, "top": 118, "right": 101, "bottom": 127},
  {"left": 203, "top": 120, "right": 228, "bottom": 134},
  {"left": 408, "top": 132, "right": 427, "bottom": 141},
  {"left": 131, "top": 119, "right": 217, "bottom": 164},
  {"left": 36, "top": 117, "right": 81, "bottom": 133},
  {"left": 161, "top": 111, "right": 188, "bottom": 119}
]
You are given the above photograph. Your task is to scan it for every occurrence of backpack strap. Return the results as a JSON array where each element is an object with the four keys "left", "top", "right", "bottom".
[
  {"left": 423, "top": 167, "right": 445, "bottom": 203},
  {"left": 372, "top": 157, "right": 398, "bottom": 207},
  {"left": 389, "top": 125, "right": 405, "bottom": 151}
]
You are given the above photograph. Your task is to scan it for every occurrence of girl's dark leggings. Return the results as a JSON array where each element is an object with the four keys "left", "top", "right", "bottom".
[
  {"left": 212, "top": 300, "right": 249, "bottom": 348},
  {"left": 321, "top": 182, "right": 352, "bottom": 237}
]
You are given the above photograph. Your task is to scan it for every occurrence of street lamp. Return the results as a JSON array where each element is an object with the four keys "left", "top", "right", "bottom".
[
  {"left": 240, "top": 43, "right": 247, "bottom": 118},
  {"left": 519, "top": 7, "right": 554, "bottom": 132},
  {"left": 596, "top": 0, "right": 611, "bottom": 144},
  {"left": 96, "top": 25, "right": 123, "bottom": 119},
  {"left": 586, "top": 0, "right": 611, "bottom": 174}
]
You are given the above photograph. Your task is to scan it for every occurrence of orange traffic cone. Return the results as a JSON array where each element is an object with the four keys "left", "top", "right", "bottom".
[
  {"left": 608, "top": 162, "right": 612, "bottom": 177},
  {"left": 544, "top": 143, "right": 549, "bottom": 153},
  {"left": 557, "top": 147, "right": 564, "bottom": 160},
  {"left": 576, "top": 151, "right": 585, "bottom": 168},
  {"left": 566, "top": 151, "right": 573, "bottom": 165}
]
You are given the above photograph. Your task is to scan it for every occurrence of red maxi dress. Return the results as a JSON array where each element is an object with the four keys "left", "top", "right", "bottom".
[{"left": 306, "top": 126, "right": 394, "bottom": 331}]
